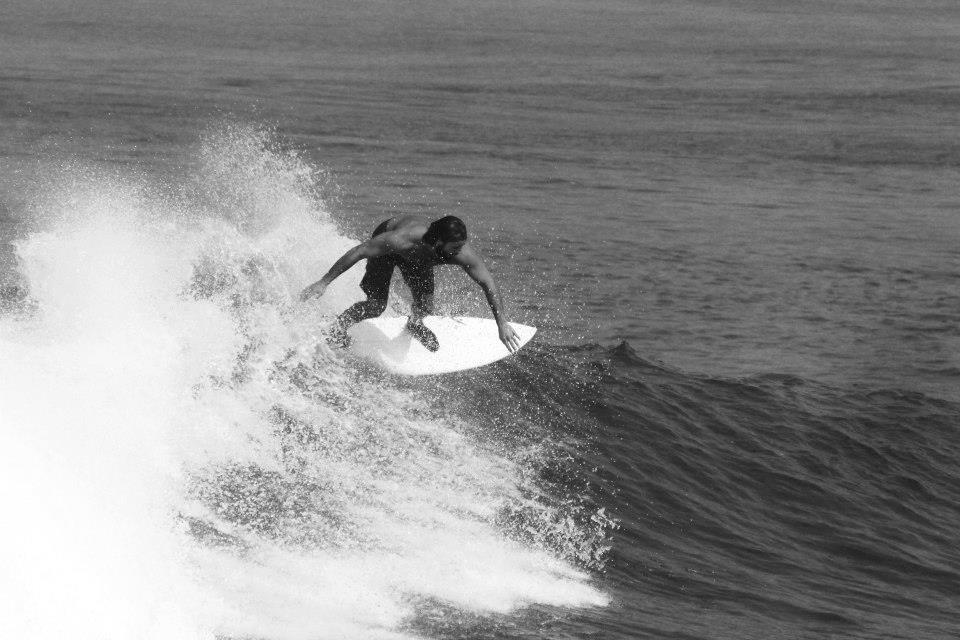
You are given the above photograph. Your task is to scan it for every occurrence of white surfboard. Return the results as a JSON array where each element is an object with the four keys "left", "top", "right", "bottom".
[{"left": 346, "top": 315, "right": 536, "bottom": 375}]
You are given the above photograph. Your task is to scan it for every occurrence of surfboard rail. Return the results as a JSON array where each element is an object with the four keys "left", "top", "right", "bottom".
[{"left": 345, "top": 315, "right": 536, "bottom": 375}]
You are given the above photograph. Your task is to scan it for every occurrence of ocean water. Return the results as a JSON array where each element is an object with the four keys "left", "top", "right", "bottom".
[{"left": 1, "top": 1, "right": 959, "bottom": 639}]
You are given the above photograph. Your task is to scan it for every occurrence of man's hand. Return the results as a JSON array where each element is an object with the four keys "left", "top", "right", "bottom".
[
  {"left": 498, "top": 321, "right": 521, "bottom": 353},
  {"left": 300, "top": 280, "right": 327, "bottom": 301}
]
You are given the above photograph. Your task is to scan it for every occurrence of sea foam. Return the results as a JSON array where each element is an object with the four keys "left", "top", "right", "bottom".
[{"left": 0, "top": 126, "right": 608, "bottom": 640}]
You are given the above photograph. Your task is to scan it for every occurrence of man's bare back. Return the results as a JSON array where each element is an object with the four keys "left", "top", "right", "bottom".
[
  {"left": 301, "top": 215, "right": 520, "bottom": 352},
  {"left": 362, "top": 215, "right": 475, "bottom": 267}
]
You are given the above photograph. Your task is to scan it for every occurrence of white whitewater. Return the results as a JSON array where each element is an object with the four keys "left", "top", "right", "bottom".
[{"left": 0, "top": 126, "right": 608, "bottom": 640}]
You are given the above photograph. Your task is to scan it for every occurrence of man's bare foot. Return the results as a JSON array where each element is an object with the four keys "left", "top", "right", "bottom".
[
  {"left": 324, "top": 322, "right": 351, "bottom": 349},
  {"left": 406, "top": 318, "right": 439, "bottom": 352}
]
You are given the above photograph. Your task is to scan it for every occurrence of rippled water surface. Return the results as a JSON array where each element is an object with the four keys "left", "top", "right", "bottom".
[{"left": 2, "top": 1, "right": 960, "bottom": 639}]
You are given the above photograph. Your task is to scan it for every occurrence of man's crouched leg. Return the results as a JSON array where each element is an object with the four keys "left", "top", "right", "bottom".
[
  {"left": 327, "top": 298, "right": 387, "bottom": 348},
  {"left": 399, "top": 263, "right": 439, "bottom": 352}
]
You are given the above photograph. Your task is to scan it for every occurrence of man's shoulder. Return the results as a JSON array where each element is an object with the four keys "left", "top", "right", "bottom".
[
  {"left": 371, "top": 226, "right": 422, "bottom": 252},
  {"left": 388, "top": 216, "right": 430, "bottom": 247},
  {"left": 392, "top": 215, "right": 430, "bottom": 233},
  {"left": 450, "top": 243, "right": 482, "bottom": 267}
]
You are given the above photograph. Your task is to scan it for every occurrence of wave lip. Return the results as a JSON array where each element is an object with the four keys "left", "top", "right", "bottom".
[{"left": 0, "top": 125, "right": 612, "bottom": 640}]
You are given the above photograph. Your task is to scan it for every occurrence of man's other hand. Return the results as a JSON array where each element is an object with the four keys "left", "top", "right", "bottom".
[
  {"left": 498, "top": 321, "right": 521, "bottom": 353},
  {"left": 300, "top": 281, "right": 327, "bottom": 301}
]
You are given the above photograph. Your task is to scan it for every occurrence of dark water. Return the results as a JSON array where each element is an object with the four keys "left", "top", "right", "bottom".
[
  {"left": 2, "top": 1, "right": 960, "bottom": 638},
  {"left": 4, "top": 0, "right": 960, "bottom": 397},
  {"left": 466, "top": 345, "right": 960, "bottom": 639}
]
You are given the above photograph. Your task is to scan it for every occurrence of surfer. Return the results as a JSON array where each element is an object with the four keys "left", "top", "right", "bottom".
[{"left": 300, "top": 215, "right": 521, "bottom": 353}]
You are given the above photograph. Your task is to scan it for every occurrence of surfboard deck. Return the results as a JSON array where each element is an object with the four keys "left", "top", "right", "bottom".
[{"left": 345, "top": 315, "right": 536, "bottom": 375}]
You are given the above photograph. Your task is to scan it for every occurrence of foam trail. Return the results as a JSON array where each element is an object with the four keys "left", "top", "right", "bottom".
[
  {"left": 0, "top": 126, "right": 609, "bottom": 640},
  {"left": 0, "top": 186, "right": 219, "bottom": 639}
]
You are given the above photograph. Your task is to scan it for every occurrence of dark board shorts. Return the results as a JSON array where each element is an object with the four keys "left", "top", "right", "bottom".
[{"left": 360, "top": 220, "right": 434, "bottom": 313}]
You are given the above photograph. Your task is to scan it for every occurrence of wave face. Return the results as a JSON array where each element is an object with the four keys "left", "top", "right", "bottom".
[
  {"left": 3, "top": 127, "right": 959, "bottom": 640},
  {"left": 0, "top": 127, "right": 611, "bottom": 640},
  {"left": 517, "top": 342, "right": 960, "bottom": 639}
]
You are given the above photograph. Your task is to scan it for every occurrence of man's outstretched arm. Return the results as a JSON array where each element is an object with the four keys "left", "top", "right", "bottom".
[
  {"left": 458, "top": 251, "right": 521, "bottom": 352},
  {"left": 300, "top": 235, "right": 391, "bottom": 300}
]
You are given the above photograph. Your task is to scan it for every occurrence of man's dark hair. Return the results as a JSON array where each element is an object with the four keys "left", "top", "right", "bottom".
[{"left": 425, "top": 216, "right": 468, "bottom": 244}]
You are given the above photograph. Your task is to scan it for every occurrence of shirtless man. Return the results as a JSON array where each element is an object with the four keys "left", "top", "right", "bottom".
[{"left": 300, "top": 215, "right": 521, "bottom": 352}]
